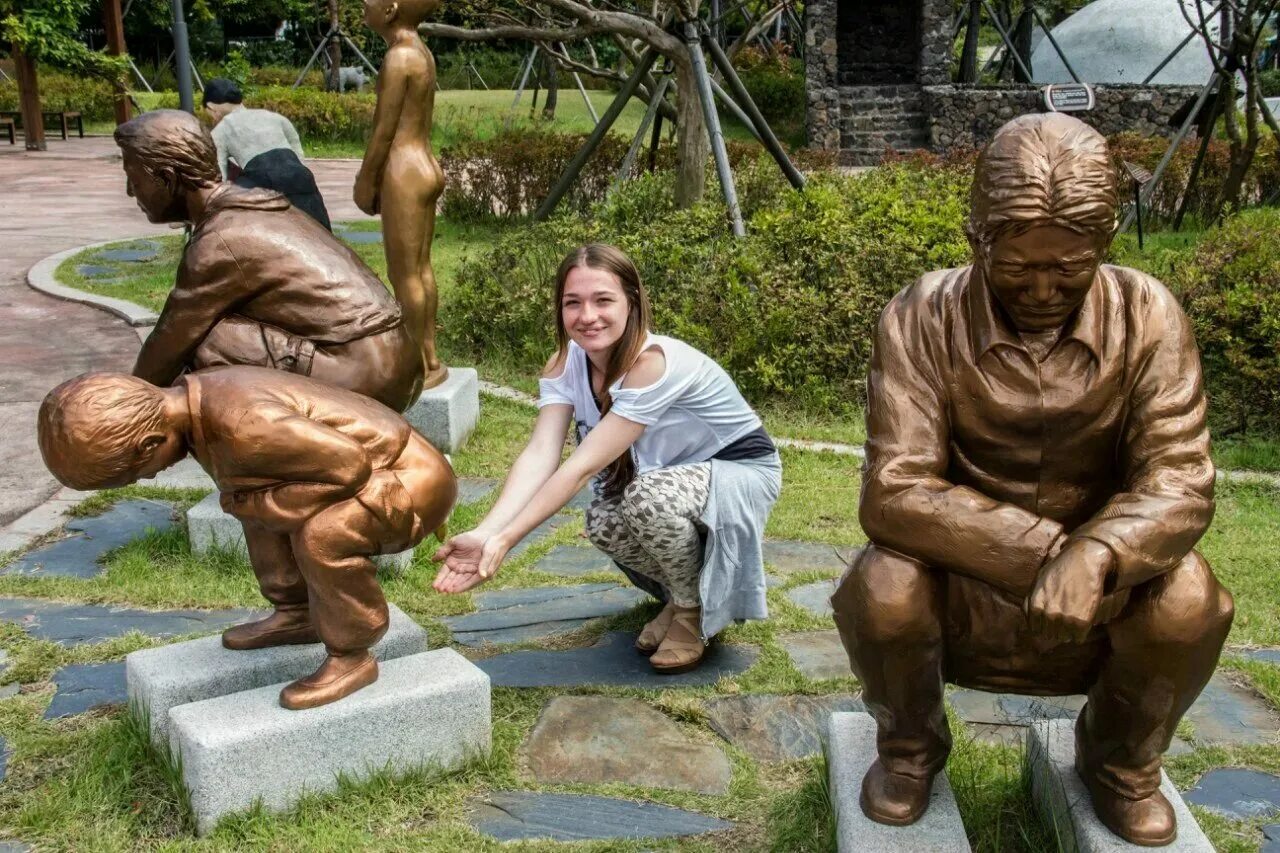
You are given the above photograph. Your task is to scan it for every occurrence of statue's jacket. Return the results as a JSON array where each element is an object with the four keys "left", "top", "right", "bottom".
[
  {"left": 135, "top": 184, "right": 403, "bottom": 387},
  {"left": 860, "top": 264, "right": 1214, "bottom": 692}
]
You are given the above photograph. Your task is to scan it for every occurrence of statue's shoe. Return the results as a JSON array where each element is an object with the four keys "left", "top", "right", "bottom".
[
  {"left": 279, "top": 652, "right": 378, "bottom": 710},
  {"left": 1079, "top": 763, "right": 1177, "bottom": 846},
  {"left": 222, "top": 608, "right": 319, "bottom": 651},
  {"left": 859, "top": 758, "right": 933, "bottom": 826}
]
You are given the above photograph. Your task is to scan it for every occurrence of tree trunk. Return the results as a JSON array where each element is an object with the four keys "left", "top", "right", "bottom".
[
  {"left": 12, "top": 43, "right": 45, "bottom": 151},
  {"left": 103, "top": 0, "right": 131, "bottom": 124},
  {"left": 542, "top": 51, "right": 559, "bottom": 119},
  {"left": 959, "top": 0, "right": 981, "bottom": 83},
  {"left": 673, "top": 60, "right": 708, "bottom": 207},
  {"left": 1012, "top": 7, "right": 1034, "bottom": 84},
  {"left": 326, "top": 0, "right": 341, "bottom": 92}
]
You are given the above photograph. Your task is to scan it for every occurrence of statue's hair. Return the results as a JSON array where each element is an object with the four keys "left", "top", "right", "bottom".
[
  {"left": 389, "top": 0, "right": 440, "bottom": 24},
  {"left": 114, "top": 109, "right": 220, "bottom": 191},
  {"left": 968, "top": 113, "right": 1118, "bottom": 246},
  {"left": 38, "top": 373, "right": 168, "bottom": 490}
]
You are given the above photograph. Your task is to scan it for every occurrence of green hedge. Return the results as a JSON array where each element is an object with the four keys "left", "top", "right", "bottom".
[
  {"left": 0, "top": 72, "right": 117, "bottom": 124},
  {"left": 443, "top": 158, "right": 973, "bottom": 411}
]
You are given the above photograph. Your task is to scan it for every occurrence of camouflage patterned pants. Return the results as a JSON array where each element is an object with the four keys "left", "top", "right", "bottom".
[{"left": 584, "top": 463, "right": 712, "bottom": 607}]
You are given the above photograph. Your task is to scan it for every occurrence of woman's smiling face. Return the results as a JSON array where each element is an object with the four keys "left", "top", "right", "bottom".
[{"left": 560, "top": 265, "right": 630, "bottom": 357}]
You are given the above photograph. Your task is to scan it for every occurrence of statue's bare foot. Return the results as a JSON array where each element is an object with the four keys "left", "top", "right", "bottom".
[
  {"left": 279, "top": 650, "right": 378, "bottom": 710},
  {"left": 222, "top": 607, "right": 318, "bottom": 650}
]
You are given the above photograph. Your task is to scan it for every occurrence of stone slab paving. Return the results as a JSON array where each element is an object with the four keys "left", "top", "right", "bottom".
[
  {"left": 44, "top": 661, "right": 127, "bottom": 719},
  {"left": 786, "top": 579, "right": 835, "bottom": 618},
  {"left": 477, "top": 632, "right": 759, "bottom": 688},
  {"left": 780, "top": 629, "right": 851, "bottom": 679},
  {"left": 2, "top": 499, "right": 176, "bottom": 578},
  {"left": 506, "top": 513, "right": 579, "bottom": 559},
  {"left": 0, "top": 597, "right": 261, "bottom": 646},
  {"left": 445, "top": 583, "right": 647, "bottom": 647},
  {"left": 1242, "top": 648, "right": 1280, "bottom": 665},
  {"left": 0, "top": 735, "right": 7, "bottom": 782},
  {"left": 522, "top": 696, "right": 732, "bottom": 794},
  {"left": 469, "top": 791, "right": 734, "bottom": 842},
  {"left": 456, "top": 477, "right": 499, "bottom": 505},
  {"left": 1264, "top": 824, "right": 1280, "bottom": 853},
  {"left": 532, "top": 544, "right": 615, "bottom": 577},
  {"left": 762, "top": 539, "right": 849, "bottom": 575},
  {"left": 1184, "top": 768, "right": 1280, "bottom": 820},
  {"left": 1185, "top": 672, "right": 1280, "bottom": 746},
  {"left": 74, "top": 264, "right": 119, "bottom": 280},
  {"left": 90, "top": 241, "right": 160, "bottom": 263},
  {"left": 334, "top": 227, "right": 383, "bottom": 245},
  {"left": 706, "top": 694, "right": 864, "bottom": 763}
]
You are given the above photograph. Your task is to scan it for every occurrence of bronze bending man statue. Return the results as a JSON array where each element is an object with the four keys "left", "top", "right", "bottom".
[
  {"left": 834, "top": 113, "right": 1233, "bottom": 847},
  {"left": 115, "top": 109, "right": 423, "bottom": 412},
  {"left": 38, "top": 366, "right": 456, "bottom": 709}
]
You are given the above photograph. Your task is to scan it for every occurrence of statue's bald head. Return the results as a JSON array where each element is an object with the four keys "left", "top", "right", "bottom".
[
  {"left": 114, "top": 109, "right": 220, "bottom": 192},
  {"left": 968, "top": 113, "right": 1118, "bottom": 248}
]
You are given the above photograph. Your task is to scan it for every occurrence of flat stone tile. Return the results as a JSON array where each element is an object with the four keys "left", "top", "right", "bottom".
[
  {"left": 3, "top": 500, "right": 176, "bottom": 578},
  {"left": 706, "top": 694, "right": 863, "bottom": 762},
  {"left": 91, "top": 241, "right": 160, "bottom": 263},
  {"left": 532, "top": 545, "right": 616, "bottom": 577},
  {"left": 335, "top": 229, "right": 383, "bottom": 244},
  {"left": 523, "top": 696, "right": 732, "bottom": 794},
  {"left": 780, "top": 629, "right": 851, "bottom": 680},
  {"left": 470, "top": 583, "right": 617, "bottom": 610},
  {"left": 949, "top": 690, "right": 1086, "bottom": 726},
  {"left": 1185, "top": 768, "right": 1280, "bottom": 820},
  {"left": 1263, "top": 824, "right": 1280, "bottom": 853},
  {"left": 0, "top": 735, "right": 7, "bottom": 781},
  {"left": 456, "top": 477, "right": 499, "bottom": 505},
  {"left": 44, "top": 661, "right": 127, "bottom": 719},
  {"left": 0, "top": 597, "right": 261, "bottom": 646},
  {"left": 506, "top": 514, "right": 578, "bottom": 559},
  {"left": 1185, "top": 672, "right": 1280, "bottom": 746},
  {"left": 469, "top": 791, "right": 734, "bottom": 841},
  {"left": 1243, "top": 648, "right": 1280, "bottom": 665},
  {"left": 74, "top": 264, "right": 118, "bottom": 279},
  {"left": 763, "top": 539, "right": 849, "bottom": 575},
  {"left": 786, "top": 580, "right": 835, "bottom": 618},
  {"left": 477, "top": 632, "right": 758, "bottom": 688},
  {"left": 446, "top": 584, "right": 646, "bottom": 647},
  {"left": 453, "top": 619, "right": 595, "bottom": 647}
]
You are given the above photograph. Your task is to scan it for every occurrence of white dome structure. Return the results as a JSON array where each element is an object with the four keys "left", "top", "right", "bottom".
[{"left": 1031, "top": 0, "right": 1216, "bottom": 85}]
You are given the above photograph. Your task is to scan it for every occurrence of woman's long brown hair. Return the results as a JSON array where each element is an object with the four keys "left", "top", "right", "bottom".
[{"left": 552, "top": 243, "right": 653, "bottom": 496}]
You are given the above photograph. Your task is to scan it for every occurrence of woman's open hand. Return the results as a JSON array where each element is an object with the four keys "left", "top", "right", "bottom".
[{"left": 431, "top": 530, "right": 513, "bottom": 593}]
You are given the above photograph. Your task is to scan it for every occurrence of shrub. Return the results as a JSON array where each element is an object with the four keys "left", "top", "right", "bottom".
[
  {"left": 1171, "top": 207, "right": 1280, "bottom": 434},
  {"left": 444, "top": 157, "right": 972, "bottom": 411},
  {"left": 0, "top": 71, "right": 117, "bottom": 123}
]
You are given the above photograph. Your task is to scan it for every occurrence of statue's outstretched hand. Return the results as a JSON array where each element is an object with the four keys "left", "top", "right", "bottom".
[{"left": 1026, "top": 538, "right": 1113, "bottom": 645}]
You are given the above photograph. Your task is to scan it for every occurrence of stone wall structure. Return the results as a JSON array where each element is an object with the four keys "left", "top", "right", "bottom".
[{"left": 806, "top": 0, "right": 1203, "bottom": 164}]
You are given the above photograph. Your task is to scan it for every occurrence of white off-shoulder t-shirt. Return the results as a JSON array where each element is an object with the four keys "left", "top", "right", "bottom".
[{"left": 537, "top": 333, "right": 764, "bottom": 473}]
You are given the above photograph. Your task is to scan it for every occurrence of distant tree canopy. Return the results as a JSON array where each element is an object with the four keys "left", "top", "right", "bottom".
[{"left": 1, "top": 0, "right": 126, "bottom": 77}]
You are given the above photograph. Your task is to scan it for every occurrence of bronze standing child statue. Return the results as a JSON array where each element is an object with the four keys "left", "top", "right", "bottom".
[
  {"left": 355, "top": 0, "right": 448, "bottom": 390},
  {"left": 834, "top": 113, "right": 1233, "bottom": 847},
  {"left": 38, "top": 366, "right": 457, "bottom": 709}
]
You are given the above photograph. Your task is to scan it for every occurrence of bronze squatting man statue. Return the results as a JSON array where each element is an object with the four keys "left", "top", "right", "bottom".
[
  {"left": 115, "top": 109, "right": 423, "bottom": 413},
  {"left": 38, "top": 366, "right": 456, "bottom": 709},
  {"left": 833, "top": 113, "right": 1233, "bottom": 847}
]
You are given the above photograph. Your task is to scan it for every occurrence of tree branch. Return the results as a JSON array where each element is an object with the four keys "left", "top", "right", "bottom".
[{"left": 418, "top": 21, "right": 602, "bottom": 41}]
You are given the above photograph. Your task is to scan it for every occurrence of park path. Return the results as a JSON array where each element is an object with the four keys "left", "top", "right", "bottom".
[{"left": 0, "top": 135, "right": 370, "bottom": 527}]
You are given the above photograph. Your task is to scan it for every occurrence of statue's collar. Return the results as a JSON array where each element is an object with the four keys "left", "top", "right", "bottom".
[{"left": 966, "top": 265, "right": 1106, "bottom": 364}]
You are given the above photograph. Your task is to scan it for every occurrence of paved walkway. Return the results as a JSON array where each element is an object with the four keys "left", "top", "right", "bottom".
[{"left": 0, "top": 136, "right": 370, "bottom": 527}]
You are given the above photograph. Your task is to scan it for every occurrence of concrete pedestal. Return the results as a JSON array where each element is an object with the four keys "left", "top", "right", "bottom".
[
  {"left": 402, "top": 367, "right": 479, "bottom": 453},
  {"left": 826, "top": 712, "right": 971, "bottom": 852},
  {"left": 127, "top": 603, "right": 429, "bottom": 747},
  {"left": 186, "top": 493, "right": 413, "bottom": 574},
  {"left": 170, "top": 648, "right": 490, "bottom": 835},
  {"left": 1028, "top": 719, "right": 1213, "bottom": 852}
]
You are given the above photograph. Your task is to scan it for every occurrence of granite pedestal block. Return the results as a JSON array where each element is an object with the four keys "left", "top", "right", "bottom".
[
  {"left": 170, "top": 648, "right": 490, "bottom": 835},
  {"left": 186, "top": 493, "right": 414, "bottom": 574},
  {"left": 826, "top": 712, "right": 971, "bottom": 852},
  {"left": 1028, "top": 719, "right": 1212, "bottom": 852},
  {"left": 402, "top": 367, "right": 479, "bottom": 453},
  {"left": 127, "top": 603, "right": 429, "bottom": 747}
]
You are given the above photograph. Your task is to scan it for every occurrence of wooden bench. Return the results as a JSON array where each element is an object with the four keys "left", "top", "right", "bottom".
[
  {"left": 0, "top": 110, "right": 84, "bottom": 141},
  {"left": 0, "top": 116, "right": 13, "bottom": 145}
]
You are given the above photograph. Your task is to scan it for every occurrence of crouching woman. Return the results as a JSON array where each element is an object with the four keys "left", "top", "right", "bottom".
[{"left": 432, "top": 244, "right": 781, "bottom": 673}]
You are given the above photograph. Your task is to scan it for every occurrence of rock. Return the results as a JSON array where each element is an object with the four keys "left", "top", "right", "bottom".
[
  {"left": 0, "top": 597, "right": 260, "bottom": 646},
  {"left": 763, "top": 539, "right": 849, "bottom": 575},
  {"left": 1029, "top": 719, "right": 1212, "bottom": 853},
  {"left": 522, "top": 696, "right": 731, "bottom": 794},
  {"left": 1184, "top": 672, "right": 1280, "bottom": 746},
  {"left": 469, "top": 791, "right": 734, "bottom": 842},
  {"left": 1184, "top": 768, "right": 1280, "bottom": 820},
  {"left": 170, "top": 649, "right": 490, "bottom": 835},
  {"left": 456, "top": 477, "right": 499, "bottom": 505},
  {"left": 128, "top": 603, "right": 429, "bottom": 747},
  {"left": 3, "top": 500, "right": 176, "bottom": 578},
  {"left": 786, "top": 580, "right": 835, "bottom": 618},
  {"left": 827, "top": 712, "right": 970, "bottom": 852},
  {"left": 706, "top": 694, "right": 863, "bottom": 763},
  {"left": 948, "top": 690, "right": 1085, "bottom": 726},
  {"left": 0, "top": 684, "right": 19, "bottom": 700},
  {"left": 402, "top": 367, "right": 479, "bottom": 454},
  {"left": 445, "top": 584, "right": 645, "bottom": 647},
  {"left": 44, "top": 661, "right": 127, "bottom": 719},
  {"left": 780, "top": 630, "right": 851, "bottom": 680},
  {"left": 532, "top": 545, "right": 615, "bottom": 577},
  {"left": 477, "top": 632, "right": 758, "bottom": 688}
]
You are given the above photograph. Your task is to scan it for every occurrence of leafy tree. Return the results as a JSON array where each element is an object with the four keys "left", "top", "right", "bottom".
[{"left": 1, "top": 0, "right": 127, "bottom": 77}]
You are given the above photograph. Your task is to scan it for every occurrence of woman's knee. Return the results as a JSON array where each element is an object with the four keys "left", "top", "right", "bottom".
[
  {"left": 831, "top": 544, "right": 942, "bottom": 644},
  {"left": 619, "top": 471, "right": 703, "bottom": 534}
]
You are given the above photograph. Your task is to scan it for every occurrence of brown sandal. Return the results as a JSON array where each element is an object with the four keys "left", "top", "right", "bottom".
[
  {"left": 650, "top": 606, "right": 704, "bottom": 674},
  {"left": 636, "top": 602, "right": 678, "bottom": 656}
]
